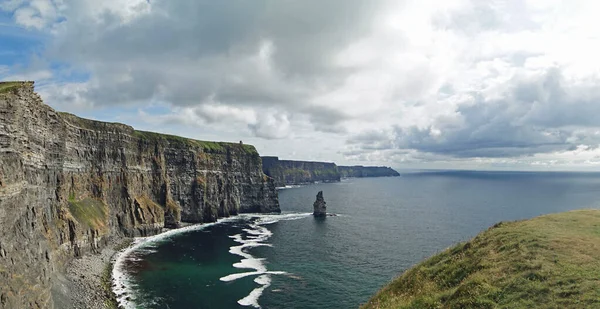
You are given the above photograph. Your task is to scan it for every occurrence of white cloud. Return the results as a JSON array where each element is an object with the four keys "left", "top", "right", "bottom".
[
  {"left": 9, "top": 0, "right": 59, "bottom": 30},
  {"left": 5, "top": 0, "right": 600, "bottom": 168}
]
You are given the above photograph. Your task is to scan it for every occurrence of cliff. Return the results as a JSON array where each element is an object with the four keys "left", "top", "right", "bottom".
[
  {"left": 261, "top": 157, "right": 400, "bottom": 186},
  {"left": 261, "top": 156, "right": 340, "bottom": 187},
  {"left": 338, "top": 166, "right": 400, "bottom": 178},
  {"left": 362, "top": 210, "right": 600, "bottom": 309},
  {"left": 0, "top": 81, "right": 279, "bottom": 308}
]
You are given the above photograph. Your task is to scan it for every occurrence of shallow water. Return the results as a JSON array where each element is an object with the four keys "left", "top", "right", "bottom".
[{"left": 114, "top": 171, "right": 600, "bottom": 308}]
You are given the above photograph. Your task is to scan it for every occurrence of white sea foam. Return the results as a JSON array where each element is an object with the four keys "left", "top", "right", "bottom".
[
  {"left": 276, "top": 185, "right": 304, "bottom": 190},
  {"left": 112, "top": 216, "right": 241, "bottom": 309},
  {"left": 113, "top": 212, "right": 312, "bottom": 309},
  {"left": 220, "top": 212, "right": 312, "bottom": 308},
  {"left": 238, "top": 274, "right": 272, "bottom": 308}
]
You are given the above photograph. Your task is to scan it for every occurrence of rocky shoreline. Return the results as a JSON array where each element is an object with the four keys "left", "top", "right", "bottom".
[{"left": 51, "top": 238, "right": 131, "bottom": 309}]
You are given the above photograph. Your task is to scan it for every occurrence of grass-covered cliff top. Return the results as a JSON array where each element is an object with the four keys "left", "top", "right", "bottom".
[
  {"left": 0, "top": 81, "right": 32, "bottom": 94},
  {"left": 362, "top": 210, "right": 600, "bottom": 309},
  {"left": 133, "top": 130, "right": 258, "bottom": 155},
  {"left": 59, "top": 111, "right": 135, "bottom": 132},
  {"left": 58, "top": 114, "right": 256, "bottom": 155},
  {"left": 0, "top": 80, "right": 259, "bottom": 156}
]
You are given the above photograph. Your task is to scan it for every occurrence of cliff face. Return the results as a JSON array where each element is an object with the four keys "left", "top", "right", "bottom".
[
  {"left": 0, "top": 82, "right": 279, "bottom": 308},
  {"left": 261, "top": 157, "right": 400, "bottom": 186},
  {"left": 338, "top": 166, "right": 400, "bottom": 178},
  {"left": 261, "top": 156, "right": 340, "bottom": 187}
]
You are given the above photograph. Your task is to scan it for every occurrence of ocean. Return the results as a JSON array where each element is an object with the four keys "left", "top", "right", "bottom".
[{"left": 112, "top": 171, "right": 600, "bottom": 308}]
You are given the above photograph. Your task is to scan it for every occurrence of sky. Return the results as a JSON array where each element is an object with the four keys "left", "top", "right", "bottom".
[{"left": 2, "top": 0, "right": 600, "bottom": 171}]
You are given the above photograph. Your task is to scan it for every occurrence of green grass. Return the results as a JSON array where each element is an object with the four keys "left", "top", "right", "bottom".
[
  {"left": 59, "top": 111, "right": 259, "bottom": 156},
  {"left": 0, "top": 82, "right": 23, "bottom": 94},
  {"left": 133, "top": 130, "right": 258, "bottom": 155},
  {"left": 59, "top": 112, "right": 132, "bottom": 131},
  {"left": 135, "top": 195, "right": 164, "bottom": 213},
  {"left": 362, "top": 210, "right": 600, "bottom": 309},
  {"left": 67, "top": 197, "right": 109, "bottom": 230}
]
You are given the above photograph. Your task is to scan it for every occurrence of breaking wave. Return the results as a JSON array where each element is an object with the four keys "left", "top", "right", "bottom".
[
  {"left": 220, "top": 212, "right": 312, "bottom": 308},
  {"left": 112, "top": 212, "right": 311, "bottom": 309}
]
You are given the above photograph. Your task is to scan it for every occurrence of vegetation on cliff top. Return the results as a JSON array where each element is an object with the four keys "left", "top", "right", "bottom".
[
  {"left": 59, "top": 111, "right": 133, "bottom": 131},
  {"left": 0, "top": 82, "right": 23, "bottom": 94},
  {"left": 57, "top": 110, "right": 258, "bottom": 156},
  {"left": 133, "top": 130, "right": 258, "bottom": 155},
  {"left": 362, "top": 210, "right": 600, "bottom": 309}
]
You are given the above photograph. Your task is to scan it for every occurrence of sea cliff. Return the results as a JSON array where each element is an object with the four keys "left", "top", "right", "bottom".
[
  {"left": 261, "top": 156, "right": 340, "bottom": 186},
  {"left": 338, "top": 166, "right": 400, "bottom": 178},
  {"left": 0, "top": 81, "right": 279, "bottom": 308},
  {"left": 261, "top": 156, "right": 399, "bottom": 187}
]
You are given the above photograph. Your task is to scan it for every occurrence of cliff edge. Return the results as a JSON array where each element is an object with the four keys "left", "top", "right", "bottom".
[
  {"left": 362, "top": 210, "right": 600, "bottom": 309},
  {"left": 338, "top": 166, "right": 399, "bottom": 178},
  {"left": 0, "top": 81, "right": 279, "bottom": 308},
  {"left": 261, "top": 157, "right": 400, "bottom": 187},
  {"left": 262, "top": 156, "right": 340, "bottom": 186}
]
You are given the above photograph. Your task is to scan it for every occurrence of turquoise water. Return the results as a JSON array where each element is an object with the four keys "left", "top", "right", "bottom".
[{"left": 114, "top": 171, "right": 600, "bottom": 308}]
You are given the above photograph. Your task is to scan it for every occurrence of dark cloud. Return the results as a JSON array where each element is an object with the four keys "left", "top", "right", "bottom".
[
  {"left": 349, "top": 68, "right": 600, "bottom": 158},
  {"left": 7, "top": 0, "right": 600, "bottom": 167},
  {"left": 45, "top": 0, "right": 385, "bottom": 133}
]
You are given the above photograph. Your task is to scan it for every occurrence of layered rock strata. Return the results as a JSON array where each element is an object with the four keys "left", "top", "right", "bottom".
[
  {"left": 0, "top": 81, "right": 279, "bottom": 308},
  {"left": 338, "top": 166, "right": 400, "bottom": 178},
  {"left": 262, "top": 156, "right": 340, "bottom": 187},
  {"left": 261, "top": 157, "right": 400, "bottom": 187}
]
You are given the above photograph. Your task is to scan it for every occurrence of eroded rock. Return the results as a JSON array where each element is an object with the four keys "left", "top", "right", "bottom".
[
  {"left": 313, "top": 191, "right": 327, "bottom": 217},
  {"left": 0, "top": 81, "right": 280, "bottom": 308}
]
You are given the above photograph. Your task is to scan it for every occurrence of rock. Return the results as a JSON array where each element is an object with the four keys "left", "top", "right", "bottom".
[
  {"left": 313, "top": 191, "right": 327, "bottom": 217},
  {"left": 262, "top": 157, "right": 340, "bottom": 187},
  {"left": 0, "top": 81, "right": 280, "bottom": 308},
  {"left": 338, "top": 165, "right": 400, "bottom": 178}
]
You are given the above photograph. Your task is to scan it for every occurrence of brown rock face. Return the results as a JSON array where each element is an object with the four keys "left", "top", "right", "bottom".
[
  {"left": 313, "top": 191, "right": 327, "bottom": 217},
  {"left": 0, "top": 82, "right": 279, "bottom": 308}
]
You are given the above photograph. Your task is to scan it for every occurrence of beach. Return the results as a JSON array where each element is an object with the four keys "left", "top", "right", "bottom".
[{"left": 51, "top": 238, "right": 130, "bottom": 309}]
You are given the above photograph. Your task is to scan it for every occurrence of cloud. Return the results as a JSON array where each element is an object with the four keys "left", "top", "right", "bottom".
[
  {"left": 43, "top": 1, "right": 382, "bottom": 116},
  {"left": 7, "top": 0, "right": 60, "bottom": 30},
  {"left": 246, "top": 111, "right": 289, "bottom": 140},
  {"left": 348, "top": 67, "right": 600, "bottom": 160},
  {"left": 5, "top": 0, "right": 600, "bottom": 168}
]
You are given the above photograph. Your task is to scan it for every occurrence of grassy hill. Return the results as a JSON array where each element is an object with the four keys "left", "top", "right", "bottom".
[{"left": 362, "top": 210, "right": 600, "bottom": 309}]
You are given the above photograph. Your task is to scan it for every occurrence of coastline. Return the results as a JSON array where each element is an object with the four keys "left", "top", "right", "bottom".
[
  {"left": 52, "top": 221, "right": 234, "bottom": 308},
  {"left": 51, "top": 238, "right": 131, "bottom": 309},
  {"left": 109, "top": 212, "right": 306, "bottom": 308}
]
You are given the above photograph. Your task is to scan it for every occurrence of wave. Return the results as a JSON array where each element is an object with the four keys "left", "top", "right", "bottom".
[
  {"left": 241, "top": 212, "right": 312, "bottom": 225},
  {"left": 276, "top": 184, "right": 304, "bottom": 190},
  {"left": 220, "top": 212, "right": 311, "bottom": 308},
  {"left": 112, "top": 216, "right": 242, "bottom": 309},
  {"left": 113, "top": 212, "right": 311, "bottom": 309}
]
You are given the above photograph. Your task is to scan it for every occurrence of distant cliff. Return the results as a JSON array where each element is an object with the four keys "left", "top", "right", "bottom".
[
  {"left": 261, "top": 156, "right": 340, "bottom": 186},
  {"left": 0, "top": 82, "right": 279, "bottom": 308},
  {"left": 338, "top": 166, "right": 400, "bottom": 178},
  {"left": 261, "top": 157, "right": 400, "bottom": 186}
]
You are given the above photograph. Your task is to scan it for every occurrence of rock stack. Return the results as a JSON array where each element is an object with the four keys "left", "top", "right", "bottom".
[{"left": 313, "top": 191, "right": 327, "bottom": 217}]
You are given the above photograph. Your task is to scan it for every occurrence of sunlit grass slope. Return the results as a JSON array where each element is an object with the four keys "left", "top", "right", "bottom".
[{"left": 362, "top": 210, "right": 600, "bottom": 309}]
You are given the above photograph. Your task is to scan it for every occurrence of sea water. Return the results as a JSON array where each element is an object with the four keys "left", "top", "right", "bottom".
[{"left": 113, "top": 171, "right": 600, "bottom": 308}]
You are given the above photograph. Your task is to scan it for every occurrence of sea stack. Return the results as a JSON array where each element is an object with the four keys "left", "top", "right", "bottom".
[{"left": 313, "top": 191, "right": 327, "bottom": 217}]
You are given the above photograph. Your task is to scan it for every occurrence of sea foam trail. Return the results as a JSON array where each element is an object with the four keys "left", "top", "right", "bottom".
[
  {"left": 113, "top": 212, "right": 311, "bottom": 309},
  {"left": 112, "top": 216, "right": 242, "bottom": 309},
  {"left": 220, "top": 212, "right": 312, "bottom": 308}
]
